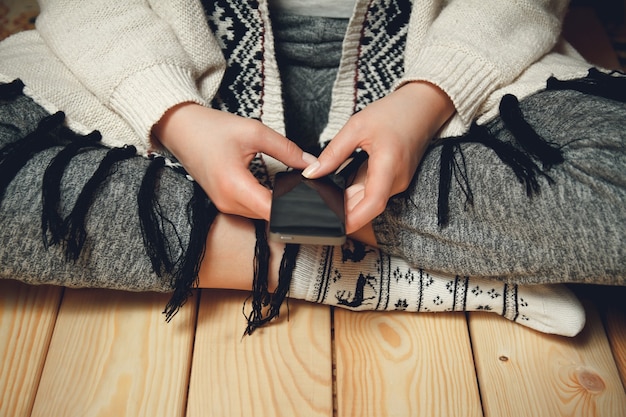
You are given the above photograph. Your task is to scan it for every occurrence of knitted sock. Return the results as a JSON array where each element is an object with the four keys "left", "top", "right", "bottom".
[{"left": 289, "top": 241, "right": 586, "bottom": 337}]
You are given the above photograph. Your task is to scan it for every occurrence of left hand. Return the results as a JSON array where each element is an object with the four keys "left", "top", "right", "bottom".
[{"left": 303, "top": 81, "right": 455, "bottom": 234}]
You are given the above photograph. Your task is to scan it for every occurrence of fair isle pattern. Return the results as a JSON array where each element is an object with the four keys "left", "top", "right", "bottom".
[
  {"left": 311, "top": 240, "right": 531, "bottom": 327},
  {"left": 354, "top": 0, "right": 412, "bottom": 112},
  {"left": 202, "top": 0, "right": 264, "bottom": 120}
]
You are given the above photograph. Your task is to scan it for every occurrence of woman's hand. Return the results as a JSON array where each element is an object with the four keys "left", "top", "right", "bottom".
[
  {"left": 153, "top": 103, "right": 316, "bottom": 220},
  {"left": 303, "top": 81, "right": 455, "bottom": 234}
]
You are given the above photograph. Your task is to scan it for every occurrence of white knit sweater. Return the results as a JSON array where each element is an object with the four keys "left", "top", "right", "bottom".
[{"left": 0, "top": 0, "right": 591, "bottom": 155}]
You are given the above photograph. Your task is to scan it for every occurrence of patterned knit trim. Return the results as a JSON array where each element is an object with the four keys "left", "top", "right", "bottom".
[
  {"left": 203, "top": 0, "right": 265, "bottom": 120},
  {"left": 353, "top": 0, "right": 411, "bottom": 113},
  {"left": 320, "top": 0, "right": 412, "bottom": 143}
]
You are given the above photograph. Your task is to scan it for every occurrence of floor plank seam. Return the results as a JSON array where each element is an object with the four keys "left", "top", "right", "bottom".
[
  {"left": 183, "top": 290, "right": 202, "bottom": 417},
  {"left": 465, "top": 312, "right": 486, "bottom": 417},
  {"left": 28, "top": 286, "right": 65, "bottom": 417}
]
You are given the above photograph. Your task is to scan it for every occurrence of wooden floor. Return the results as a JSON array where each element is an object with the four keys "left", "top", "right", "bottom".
[{"left": 1, "top": 278, "right": 625, "bottom": 417}]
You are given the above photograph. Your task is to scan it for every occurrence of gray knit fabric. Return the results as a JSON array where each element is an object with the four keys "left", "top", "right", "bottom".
[
  {"left": 272, "top": 12, "right": 347, "bottom": 152},
  {"left": 0, "top": 94, "right": 192, "bottom": 292}
]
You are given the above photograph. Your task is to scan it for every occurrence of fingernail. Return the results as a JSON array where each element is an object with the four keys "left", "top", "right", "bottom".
[
  {"left": 345, "top": 183, "right": 364, "bottom": 199},
  {"left": 302, "top": 161, "right": 320, "bottom": 178},
  {"left": 302, "top": 151, "right": 318, "bottom": 165}
]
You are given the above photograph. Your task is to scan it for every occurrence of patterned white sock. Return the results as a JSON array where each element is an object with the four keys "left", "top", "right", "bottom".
[{"left": 289, "top": 241, "right": 585, "bottom": 337}]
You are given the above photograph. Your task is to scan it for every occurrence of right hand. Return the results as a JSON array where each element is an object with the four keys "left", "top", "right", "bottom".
[
  {"left": 302, "top": 81, "right": 455, "bottom": 233},
  {"left": 152, "top": 103, "right": 316, "bottom": 220}
]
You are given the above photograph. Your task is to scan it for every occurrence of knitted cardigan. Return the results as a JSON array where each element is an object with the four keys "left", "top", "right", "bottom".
[{"left": 0, "top": 0, "right": 591, "bottom": 160}]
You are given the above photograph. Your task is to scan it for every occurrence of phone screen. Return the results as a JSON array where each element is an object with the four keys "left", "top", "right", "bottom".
[{"left": 269, "top": 170, "right": 346, "bottom": 245}]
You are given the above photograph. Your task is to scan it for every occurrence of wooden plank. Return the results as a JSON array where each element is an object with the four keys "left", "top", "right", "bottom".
[
  {"left": 604, "top": 304, "right": 626, "bottom": 391},
  {"left": 597, "top": 286, "right": 626, "bottom": 392},
  {"left": 334, "top": 310, "right": 482, "bottom": 417},
  {"left": 0, "top": 280, "right": 62, "bottom": 417},
  {"left": 30, "top": 288, "right": 197, "bottom": 417},
  {"left": 470, "top": 303, "right": 626, "bottom": 417},
  {"left": 187, "top": 289, "right": 333, "bottom": 417}
]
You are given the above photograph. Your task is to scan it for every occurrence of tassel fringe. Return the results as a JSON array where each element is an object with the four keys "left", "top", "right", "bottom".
[
  {"left": 0, "top": 111, "right": 66, "bottom": 203},
  {"left": 437, "top": 142, "right": 454, "bottom": 227},
  {"left": 163, "top": 182, "right": 217, "bottom": 322},
  {"left": 436, "top": 70, "right": 626, "bottom": 226},
  {"left": 243, "top": 219, "right": 272, "bottom": 335},
  {"left": 437, "top": 141, "right": 474, "bottom": 227},
  {"left": 1, "top": 81, "right": 215, "bottom": 324},
  {"left": 0, "top": 79, "right": 25, "bottom": 100},
  {"left": 499, "top": 94, "right": 564, "bottom": 169},
  {"left": 547, "top": 68, "right": 626, "bottom": 103},
  {"left": 62, "top": 145, "right": 137, "bottom": 261},
  {"left": 244, "top": 243, "right": 300, "bottom": 336},
  {"left": 138, "top": 156, "right": 177, "bottom": 276},
  {"left": 42, "top": 131, "right": 103, "bottom": 247}
]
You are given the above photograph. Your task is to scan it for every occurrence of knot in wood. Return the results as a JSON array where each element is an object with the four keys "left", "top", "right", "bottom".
[{"left": 574, "top": 368, "right": 606, "bottom": 393}]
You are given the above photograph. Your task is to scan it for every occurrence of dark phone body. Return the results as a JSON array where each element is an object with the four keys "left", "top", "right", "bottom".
[{"left": 269, "top": 170, "right": 346, "bottom": 245}]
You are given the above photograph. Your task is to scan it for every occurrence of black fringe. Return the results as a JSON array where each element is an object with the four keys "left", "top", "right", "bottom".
[
  {"left": 163, "top": 182, "right": 217, "bottom": 322},
  {"left": 437, "top": 140, "right": 474, "bottom": 227},
  {"left": 436, "top": 118, "right": 556, "bottom": 226},
  {"left": 499, "top": 94, "right": 564, "bottom": 169},
  {"left": 62, "top": 145, "right": 137, "bottom": 261},
  {"left": 0, "top": 111, "right": 66, "bottom": 203},
  {"left": 244, "top": 243, "right": 300, "bottom": 336},
  {"left": 41, "top": 131, "right": 103, "bottom": 248},
  {"left": 269, "top": 243, "right": 300, "bottom": 318},
  {"left": 243, "top": 219, "right": 272, "bottom": 335},
  {"left": 547, "top": 68, "right": 626, "bottom": 103},
  {"left": 0, "top": 79, "right": 25, "bottom": 100},
  {"left": 436, "top": 70, "right": 626, "bottom": 226},
  {"left": 137, "top": 156, "right": 177, "bottom": 277},
  {"left": 0, "top": 111, "right": 65, "bottom": 162},
  {"left": 472, "top": 124, "right": 553, "bottom": 196},
  {"left": 437, "top": 142, "right": 455, "bottom": 227}
]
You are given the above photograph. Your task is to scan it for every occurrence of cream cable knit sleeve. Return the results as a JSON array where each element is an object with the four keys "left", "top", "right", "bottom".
[
  {"left": 399, "top": 0, "right": 572, "bottom": 133},
  {"left": 36, "top": 0, "right": 226, "bottom": 147}
]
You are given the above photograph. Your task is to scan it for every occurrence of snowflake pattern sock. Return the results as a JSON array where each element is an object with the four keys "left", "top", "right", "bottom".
[{"left": 289, "top": 240, "right": 586, "bottom": 337}]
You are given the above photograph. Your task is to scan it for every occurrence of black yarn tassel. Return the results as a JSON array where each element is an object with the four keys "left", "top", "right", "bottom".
[
  {"left": 266, "top": 243, "right": 300, "bottom": 320},
  {"left": 436, "top": 123, "right": 556, "bottom": 227},
  {"left": 436, "top": 140, "right": 475, "bottom": 227},
  {"left": 163, "top": 182, "right": 217, "bottom": 322},
  {"left": 546, "top": 68, "right": 626, "bottom": 103},
  {"left": 471, "top": 123, "right": 551, "bottom": 196},
  {"left": 41, "top": 131, "right": 102, "bottom": 248},
  {"left": 138, "top": 156, "right": 177, "bottom": 277},
  {"left": 244, "top": 243, "right": 300, "bottom": 336},
  {"left": 437, "top": 142, "right": 455, "bottom": 227},
  {"left": 62, "top": 145, "right": 137, "bottom": 261},
  {"left": 0, "top": 79, "right": 25, "bottom": 100},
  {"left": 0, "top": 111, "right": 66, "bottom": 203},
  {"left": 243, "top": 219, "right": 272, "bottom": 335},
  {"left": 499, "top": 94, "right": 564, "bottom": 169}
]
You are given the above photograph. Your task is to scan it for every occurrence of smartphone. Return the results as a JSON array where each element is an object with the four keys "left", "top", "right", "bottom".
[{"left": 269, "top": 170, "right": 346, "bottom": 245}]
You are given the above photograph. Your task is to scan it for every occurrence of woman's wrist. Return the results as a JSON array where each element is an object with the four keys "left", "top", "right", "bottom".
[
  {"left": 151, "top": 101, "right": 204, "bottom": 153},
  {"left": 398, "top": 81, "right": 456, "bottom": 135}
]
